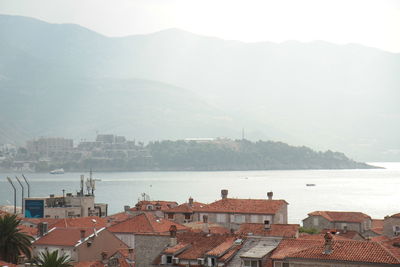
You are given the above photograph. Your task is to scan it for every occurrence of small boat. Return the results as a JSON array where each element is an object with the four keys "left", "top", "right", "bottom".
[
  {"left": 306, "top": 183, "right": 316, "bottom": 186},
  {"left": 50, "top": 168, "right": 64, "bottom": 174}
]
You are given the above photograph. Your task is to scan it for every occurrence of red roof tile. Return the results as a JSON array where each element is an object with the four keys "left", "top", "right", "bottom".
[
  {"left": 51, "top": 216, "right": 107, "bottom": 229},
  {"left": 206, "top": 237, "right": 236, "bottom": 256},
  {"left": 166, "top": 202, "right": 206, "bottom": 213},
  {"left": 272, "top": 238, "right": 400, "bottom": 264},
  {"left": 199, "top": 199, "right": 287, "bottom": 214},
  {"left": 391, "top": 213, "right": 400, "bottom": 218},
  {"left": 18, "top": 224, "right": 38, "bottom": 237},
  {"left": 298, "top": 233, "right": 350, "bottom": 241},
  {"left": 372, "top": 219, "right": 384, "bottom": 229},
  {"left": 184, "top": 222, "right": 230, "bottom": 234},
  {"left": 172, "top": 232, "right": 237, "bottom": 260},
  {"left": 238, "top": 223, "right": 299, "bottom": 238},
  {"left": 164, "top": 243, "right": 191, "bottom": 254},
  {"left": 33, "top": 227, "right": 97, "bottom": 246},
  {"left": 108, "top": 213, "right": 187, "bottom": 234},
  {"left": 307, "top": 211, "right": 371, "bottom": 223}
]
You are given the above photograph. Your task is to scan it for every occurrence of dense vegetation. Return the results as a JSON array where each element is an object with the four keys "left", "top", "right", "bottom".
[{"left": 31, "top": 139, "right": 375, "bottom": 172}]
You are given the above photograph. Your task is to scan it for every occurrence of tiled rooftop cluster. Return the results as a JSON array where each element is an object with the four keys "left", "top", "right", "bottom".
[{"left": 2, "top": 189, "right": 400, "bottom": 267}]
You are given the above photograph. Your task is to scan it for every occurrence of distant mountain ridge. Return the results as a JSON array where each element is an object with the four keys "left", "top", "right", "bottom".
[{"left": 0, "top": 14, "right": 399, "bottom": 161}]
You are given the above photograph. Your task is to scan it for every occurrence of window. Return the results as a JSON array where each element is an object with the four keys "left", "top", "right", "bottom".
[
  {"left": 283, "top": 263, "right": 289, "bottom": 267},
  {"left": 168, "top": 213, "right": 174, "bottom": 219},
  {"left": 147, "top": 205, "right": 153, "bottom": 210},
  {"left": 250, "top": 215, "right": 259, "bottom": 223},
  {"left": 166, "top": 255, "right": 173, "bottom": 264},
  {"left": 313, "top": 217, "right": 319, "bottom": 226},
  {"left": 216, "top": 214, "right": 226, "bottom": 223},
  {"left": 185, "top": 213, "right": 191, "bottom": 220},
  {"left": 243, "top": 260, "right": 258, "bottom": 267},
  {"left": 394, "top": 226, "right": 400, "bottom": 235},
  {"left": 274, "top": 262, "right": 283, "bottom": 267},
  {"left": 234, "top": 215, "right": 245, "bottom": 223}
]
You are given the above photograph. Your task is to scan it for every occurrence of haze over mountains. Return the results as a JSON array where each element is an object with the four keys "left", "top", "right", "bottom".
[{"left": 0, "top": 14, "right": 399, "bottom": 161}]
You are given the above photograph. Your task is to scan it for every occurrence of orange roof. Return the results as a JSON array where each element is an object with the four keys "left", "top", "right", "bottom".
[
  {"left": 206, "top": 237, "right": 236, "bottom": 256},
  {"left": 166, "top": 201, "right": 206, "bottom": 213},
  {"left": 18, "top": 224, "right": 38, "bottom": 237},
  {"left": 184, "top": 222, "right": 230, "bottom": 234},
  {"left": 307, "top": 211, "right": 371, "bottom": 223},
  {"left": 382, "top": 236, "right": 400, "bottom": 260},
  {"left": 391, "top": 213, "right": 400, "bottom": 218},
  {"left": 272, "top": 239, "right": 400, "bottom": 264},
  {"left": 297, "top": 234, "right": 349, "bottom": 241},
  {"left": 372, "top": 219, "right": 384, "bottom": 228},
  {"left": 164, "top": 243, "right": 191, "bottom": 254},
  {"left": 21, "top": 217, "right": 60, "bottom": 227},
  {"left": 106, "top": 211, "right": 135, "bottom": 225},
  {"left": 108, "top": 213, "right": 187, "bottom": 234},
  {"left": 199, "top": 198, "right": 287, "bottom": 214},
  {"left": 173, "top": 232, "right": 237, "bottom": 260},
  {"left": 51, "top": 216, "right": 107, "bottom": 229},
  {"left": 33, "top": 227, "right": 97, "bottom": 246},
  {"left": 321, "top": 229, "right": 362, "bottom": 240},
  {"left": 238, "top": 223, "right": 299, "bottom": 238}
]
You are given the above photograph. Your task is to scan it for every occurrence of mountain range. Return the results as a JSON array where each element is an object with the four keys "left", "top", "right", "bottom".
[{"left": 0, "top": 14, "right": 399, "bottom": 161}]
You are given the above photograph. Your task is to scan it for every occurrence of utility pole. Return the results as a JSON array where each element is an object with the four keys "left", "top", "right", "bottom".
[
  {"left": 6, "top": 177, "right": 17, "bottom": 214},
  {"left": 15, "top": 176, "right": 24, "bottom": 215},
  {"left": 22, "top": 174, "right": 30, "bottom": 197}
]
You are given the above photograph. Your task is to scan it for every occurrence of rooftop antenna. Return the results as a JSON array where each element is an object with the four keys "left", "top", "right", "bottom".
[
  {"left": 15, "top": 176, "right": 24, "bottom": 215},
  {"left": 21, "top": 174, "right": 30, "bottom": 197},
  {"left": 6, "top": 177, "right": 17, "bottom": 214},
  {"left": 80, "top": 174, "right": 84, "bottom": 196}
]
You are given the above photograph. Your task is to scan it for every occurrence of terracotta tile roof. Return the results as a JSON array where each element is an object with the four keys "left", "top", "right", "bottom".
[
  {"left": 106, "top": 211, "right": 135, "bottom": 225},
  {"left": 271, "top": 239, "right": 321, "bottom": 260},
  {"left": 21, "top": 217, "right": 60, "bottom": 227},
  {"left": 307, "top": 211, "right": 371, "bottom": 223},
  {"left": 51, "top": 216, "right": 107, "bottom": 229},
  {"left": 272, "top": 238, "right": 400, "bottom": 264},
  {"left": 184, "top": 222, "right": 230, "bottom": 234},
  {"left": 108, "top": 212, "right": 187, "bottom": 234},
  {"left": 371, "top": 235, "right": 391, "bottom": 243},
  {"left": 133, "top": 200, "right": 178, "bottom": 211},
  {"left": 298, "top": 233, "right": 350, "bottom": 241},
  {"left": 164, "top": 243, "right": 191, "bottom": 254},
  {"left": 391, "top": 213, "right": 400, "bottom": 218},
  {"left": 199, "top": 198, "right": 287, "bottom": 214},
  {"left": 381, "top": 236, "right": 400, "bottom": 260},
  {"left": 372, "top": 219, "right": 384, "bottom": 228},
  {"left": 166, "top": 201, "right": 206, "bottom": 213},
  {"left": 206, "top": 237, "right": 236, "bottom": 256},
  {"left": 18, "top": 224, "right": 38, "bottom": 237},
  {"left": 172, "top": 232, "right": 238, "bottom": 260},
  {"left": 33, "top": 227, "right": 97, "bottom": 246},
  {"left": 238, "top": 223, "right": 299, "bottom": 238},
  {"left": 321, "top": 229, "right": 363, "bottom": 240},
  {"left": 0, "top": 260, "right": 17, "bottom": 267}
]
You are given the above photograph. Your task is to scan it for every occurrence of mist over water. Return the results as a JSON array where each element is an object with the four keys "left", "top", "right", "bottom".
[{"left": 1, "top": 162, "right": 398, "bottom": 223}]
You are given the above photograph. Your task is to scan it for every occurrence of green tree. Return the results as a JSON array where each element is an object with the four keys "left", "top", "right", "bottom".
[
  {"left": 34, "top": 250, "right": 72, "bottom": 267},
  {"left": 0, "top": 214, "right": 34, "bottom": 263}
]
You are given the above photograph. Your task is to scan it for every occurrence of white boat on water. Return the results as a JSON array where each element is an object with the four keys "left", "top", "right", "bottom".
[{"left": 50, "top": 168, "right": 64, "bottom": 174}]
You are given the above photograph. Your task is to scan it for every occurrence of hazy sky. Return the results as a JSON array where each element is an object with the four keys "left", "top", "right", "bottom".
[{"left": 1, "top": 0, "right": 400, "bottom": 52}]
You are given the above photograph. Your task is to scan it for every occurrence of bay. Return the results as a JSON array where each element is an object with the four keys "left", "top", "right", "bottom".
[{"left": 0, "top": 162, "right": 399, "bottom": 224}]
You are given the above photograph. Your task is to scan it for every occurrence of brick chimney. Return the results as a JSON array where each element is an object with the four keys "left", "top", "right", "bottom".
[
  {"left": 267, "top": 191, "right": 273, "bottom": 200},
  {"left": 221, "top": 189, "right": 228, "bottom": 200},
  {"left": 169, "top": 225, "right": 177, "bottom": 246},
  {"left": 189, "top": 197, "right": 194, "bottom": 206},
  {"left": 323, "top": 232, "right": 333, "bottom": 255}
]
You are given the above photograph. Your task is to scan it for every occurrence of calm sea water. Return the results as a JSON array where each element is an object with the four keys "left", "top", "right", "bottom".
[{"left": 0, "top": 162, "right": 399, "bottom": 224}]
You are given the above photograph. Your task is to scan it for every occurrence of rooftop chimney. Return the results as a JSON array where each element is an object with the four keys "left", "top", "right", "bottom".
[
  {"left": 101, "top": 251, "right": 108, "bottom": 262},
  {"left": 221, "top": 189, "right": 228, "bottom": 200},
  {"left": 202, "top": 215, "right": 209, "bottom": 234},
  {"left": 264, "top": 220, "right": 271, "bottom": 230},
  {"left": 80, "top": 229, "right": 86, "bottom": 242},
  {"left": 124, "top": 205, "right": 131, "bottom": 212},
  {"left": 169, "top": 225, "right": 177, "bottom": 246},
  {"left": 267, "top": 191, "right": 273, "bottom": 200},
  {"left": 343, "top": 225, "right": 348, "bottom": 233},
  {"left": 323, "top": 232, "right": 333, "bottom": 255},
  {"left": 188, "top": 197, "right": 194, "bottom": 206},
  {"left": 38, "top": 222, "right": 48, "bottom": 237}
]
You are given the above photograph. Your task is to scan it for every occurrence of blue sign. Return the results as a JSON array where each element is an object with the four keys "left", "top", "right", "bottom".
[{"left": 25, "top": 199, "right": 44, "bottom": 218}]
